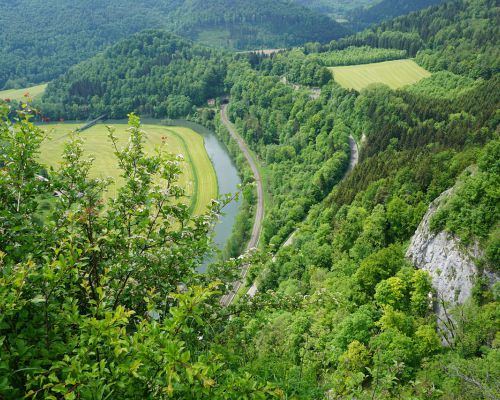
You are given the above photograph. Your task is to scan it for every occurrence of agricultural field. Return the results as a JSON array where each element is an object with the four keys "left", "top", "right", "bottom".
[
  {"left": 330, "top": 59, "right": 431, "bottom": 91},
  {"left": 0, "top": 83, "right": 47, "bottom": 101},
  {"left": 38, "top": 123, "right": 218, "bottom": 215}
]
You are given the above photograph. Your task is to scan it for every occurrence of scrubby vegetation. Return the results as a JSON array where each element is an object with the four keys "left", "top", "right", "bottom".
[{"left": 0, "top": 109, "right": 283, "bottom": 398}]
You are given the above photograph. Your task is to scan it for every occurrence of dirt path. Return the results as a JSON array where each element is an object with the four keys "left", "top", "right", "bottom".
[
  {"left": 246, "top": 134, "right": 360, "bottom": 297},
  {"left": 220, "top": 104, "right": 264, "bottom": 306}
]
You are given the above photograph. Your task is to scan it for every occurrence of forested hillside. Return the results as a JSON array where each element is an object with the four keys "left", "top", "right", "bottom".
[
  {"left": 0, "top": 0, "right": 347, "bottom": 89},
  {"left": 224, "top": 74, "right": 499, "bottom": 397},
  {"left": 41, "top": 32, "right": 228, "bottom": 120},
  {"left": 292, "top": 0, "right": 444, "bottom": 27},
  {"left": 292, "top": 0, "right": 376, "bottom": 20},
  {"left": 348, "top": 0, "right": 446, "bottom": 29},
  {"left": 164, "top": 0, "right": 348, "bottom": 50},
  {"left": 0, "top": 0, "right": 175, "bottom": 89}
]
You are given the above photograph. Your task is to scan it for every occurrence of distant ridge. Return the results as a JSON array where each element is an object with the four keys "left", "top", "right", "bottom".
[{"left": 0, "top": 0, "right": 348, "bottom": 89}]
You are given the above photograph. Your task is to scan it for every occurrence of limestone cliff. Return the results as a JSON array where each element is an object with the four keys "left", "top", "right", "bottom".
[{"left": 406, "top": 189, "right": 498, "bottom": 337}]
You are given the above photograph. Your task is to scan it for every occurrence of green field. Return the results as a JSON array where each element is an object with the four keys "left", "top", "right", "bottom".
[
  {"left": 0, "top": 83, "right": 47, "bottom": 101},
  {"left": 330, "top": 59, "right": 431, "bottom": 91},
  {"left": 39, "top": 123, "right": 218, "bottom": 215}
]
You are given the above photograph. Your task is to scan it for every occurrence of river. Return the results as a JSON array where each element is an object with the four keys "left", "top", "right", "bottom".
[
  {"left": 172, "top": 120, "right": 242, "bottom": 269},
  {"left": 40, "top": 118, "right": 242, "bottom": 270}
]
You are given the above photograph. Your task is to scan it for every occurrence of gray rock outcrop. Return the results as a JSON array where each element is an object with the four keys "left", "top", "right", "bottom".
[
  {"left": 406, "top": 189, "right": 477, "bottom": 304},
  {"left": 406, "top": 188, "right": 498, "bottom": 341}
]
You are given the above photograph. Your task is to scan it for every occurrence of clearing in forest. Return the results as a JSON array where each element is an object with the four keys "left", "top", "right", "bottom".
[
  {"left": 0, "top": 83, "right": 47, "bottom": 101},
  {"left": 330, "top": 59, "right": 431, "bottom": 91},
  {"left": 39, "top": 123, "right": 218, "bottom": 216}
]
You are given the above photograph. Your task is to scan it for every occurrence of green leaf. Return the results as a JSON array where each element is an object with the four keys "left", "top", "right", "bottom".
[{"left": 31, "top": 295, "right": 45, "bottom": 304}]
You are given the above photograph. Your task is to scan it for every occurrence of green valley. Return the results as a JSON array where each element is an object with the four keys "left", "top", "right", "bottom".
[{"left": 0, "top": 0, "right": 498, "bottom": 398}]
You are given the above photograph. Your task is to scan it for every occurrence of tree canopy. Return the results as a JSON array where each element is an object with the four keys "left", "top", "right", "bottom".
[{"left": 0, "top": 0, "right": 348, "bottom": 89}]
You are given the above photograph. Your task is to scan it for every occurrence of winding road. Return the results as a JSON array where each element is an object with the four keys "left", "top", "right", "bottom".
[
  {"left": 246, "top": 133, "right": 360, "bottom": 298},
  {"left": 347, "top": 134, "right": 359, "bottom": 172},
  {"left": 220, "top": 104, "right": 264, "bottom": 306},
  {"left": 219, "top": 101, "right": 360, "bottom": 304}
]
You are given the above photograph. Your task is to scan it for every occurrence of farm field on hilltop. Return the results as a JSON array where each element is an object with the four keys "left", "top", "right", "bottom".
[
  {"left": 0, "top": 84, "right": 47, "bottom": 101},
  {"left": 330, "top": 59, "right": 431, "bottom": 91},
  {"left": 39, "top": 123, "right": 218, "bottom": 215}
]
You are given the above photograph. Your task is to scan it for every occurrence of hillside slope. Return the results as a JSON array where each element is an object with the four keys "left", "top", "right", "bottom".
[
  {"left": 167, "top": 0, "right": 349, "bottom": 49},
  {"left": 292, "top": 0, "right": 376, "bottom": 20},
  {"left": 40, "top": 31, "right": 228, "bottom": 120},
  {"left": 0, "top": 0, "right": 347, "bottom": 89},
  {"left": 348, "top": 0, "right": 446, "bottom": 29}
]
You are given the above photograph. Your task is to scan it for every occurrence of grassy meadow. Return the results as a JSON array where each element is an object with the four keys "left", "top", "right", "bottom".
[
  {"left": 330, "top": 59, "right": 431, "bottom": 91},
  {"left": 0, "top": 83, "right": 47, "bottom": 101},
  {"left": 39, "top": 123, "right": 218, "bottom": 215}
]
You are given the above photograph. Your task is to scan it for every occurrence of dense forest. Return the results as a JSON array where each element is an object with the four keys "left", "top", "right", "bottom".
[
  {"left": 165, "top": 0, "right": 348, "bottom": 50},
  {"left": 1, "top": 0, "right": 499, "bottom": 398},
  {"left": 227, "top": 75, "right": 499, "bottom": 397},
  {"left": 0, "top": 0, "right": 347, "bottom": 89},
  {"left": 347, "top": 0, "right": 446, "bottom": 29},
  {"left": 292, "top": 0, "right": 444, "bottom": 27},
  {"left": 292, "top": 0, "right": 376, "bottom": 19},
  {"left": 0, "top": 0, "right": 178, "bottom": 89},
  {"left": 41, "top": 32, "right": 229, "bottom": 120}
]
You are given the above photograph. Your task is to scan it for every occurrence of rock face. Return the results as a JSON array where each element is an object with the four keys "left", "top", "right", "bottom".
[{"left": 406, "top": 189, "right": 484, "bottom": 327}]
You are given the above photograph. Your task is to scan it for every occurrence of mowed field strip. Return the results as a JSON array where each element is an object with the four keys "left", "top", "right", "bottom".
[
  {"left": 0, "top": 83, "right": 47, "bottom": 101},
  {"left": 330, "top": 59, "right": 431, "bottom": 91},
  {"left": 39, "top": 123, "right": 218, "bottom": 215}
]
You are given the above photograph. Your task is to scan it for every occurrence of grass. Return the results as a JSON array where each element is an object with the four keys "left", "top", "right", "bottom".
[
  {"left": 0, "top": 84, "right": 47, "bottom": 101},
  {"left": 38, "top": 122, "right": 218, "bottom": 215},
  {"left": 165, "top": 126, "right": 219, "bottom": 215},
  {"left": 330, "top": 59, "right": 431, "bottom": 91}
]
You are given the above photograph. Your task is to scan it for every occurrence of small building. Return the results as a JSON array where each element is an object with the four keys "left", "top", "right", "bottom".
[{"left": 207, "top": 98, "right": 216, "bottom": 107}]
